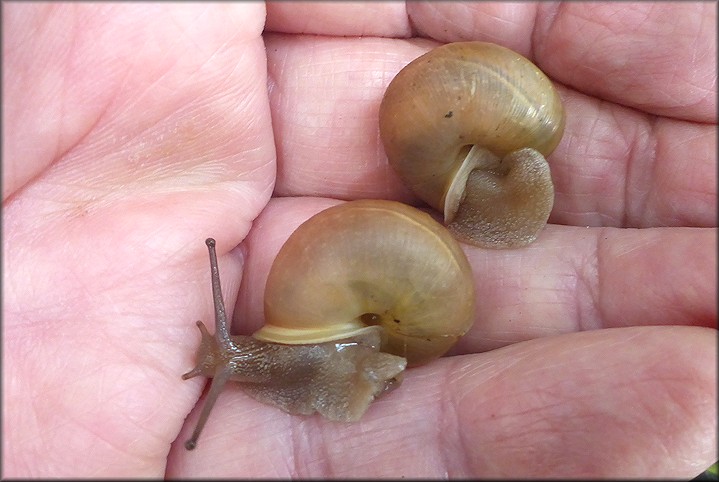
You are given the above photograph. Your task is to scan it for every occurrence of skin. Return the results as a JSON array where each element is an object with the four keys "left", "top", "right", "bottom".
[{"left": 2, "top": 2, "right": 716, "bottom": 478}]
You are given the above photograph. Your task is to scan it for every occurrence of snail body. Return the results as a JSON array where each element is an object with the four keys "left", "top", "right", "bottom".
[
  {"left": 379, "top": 41, "right": 565, "bottom": 248},
  {"left": 182, "top": 200, "right": 475, "bottom": 450}
]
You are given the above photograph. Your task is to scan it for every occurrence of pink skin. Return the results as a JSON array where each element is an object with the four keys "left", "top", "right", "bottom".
[{"left": 3, "top": 2, "right": 716, "bottom": 478}]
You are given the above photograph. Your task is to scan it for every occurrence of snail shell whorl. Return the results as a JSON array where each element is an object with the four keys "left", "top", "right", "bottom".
[{"left": 255, "top": 199, "right": 476, "bottom": 366}]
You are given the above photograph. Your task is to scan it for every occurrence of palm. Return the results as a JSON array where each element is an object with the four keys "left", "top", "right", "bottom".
[{"left": 3, "top": 3, "right": 715, "bottom": 478}]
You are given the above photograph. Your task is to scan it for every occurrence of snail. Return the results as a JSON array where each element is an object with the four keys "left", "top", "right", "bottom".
[
  {"left": 379, "top": 41, "right": 565, "bottom": 248},
  {"left": 182, "top": 199, "right": 475, "bottom": 450}
]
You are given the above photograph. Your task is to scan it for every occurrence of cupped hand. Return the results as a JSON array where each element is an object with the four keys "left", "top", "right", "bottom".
[{"left": 3, "top": 2, "right": 716, "bottom": 478}]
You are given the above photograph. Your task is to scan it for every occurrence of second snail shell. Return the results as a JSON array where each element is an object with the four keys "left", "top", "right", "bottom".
[{"left": 379, "top": 41, "right": 565, "bottom": 249}]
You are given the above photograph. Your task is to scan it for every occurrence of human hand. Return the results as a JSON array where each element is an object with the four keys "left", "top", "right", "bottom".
[{"left": 3, "top": 2, "right": 716, "bottom": 478}]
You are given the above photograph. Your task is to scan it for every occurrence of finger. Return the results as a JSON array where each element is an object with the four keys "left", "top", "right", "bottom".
[
  {"left": 266, "top": 34, "right": 716, "bottom": 228},
  {"left": 265, "top": 3, "right": 716, "bottom": 123},
  {"left": 234, "top": 198, "right": 716, "bottom": 354},
  {"left": 407, "top": 2, "right": 716, "bottom": 122},
  {"left": 407, "top": 1, "right": 541, "bottom": 53},
  {"left": 266, "top": 34, "right": 425, "bottom": 204},
  {"left": 549, "top": 94, "right": 716, "bottom": 228},
  {"left": 2, "top": 3, "right": 272, "bottom": 476},
  {"left": 265, "top": 1, "right": 411, "bottom": 37},
  {"left": 537, "top": 2, "right": 716, "bottom": 122},
  {"left": 168, "top": 325, "right": 717, "bottom": 478}
]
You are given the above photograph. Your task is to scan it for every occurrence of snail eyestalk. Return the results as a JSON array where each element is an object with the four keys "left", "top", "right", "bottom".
[{"left": 205, "top": 238, "right": 233, "bottom": 351}]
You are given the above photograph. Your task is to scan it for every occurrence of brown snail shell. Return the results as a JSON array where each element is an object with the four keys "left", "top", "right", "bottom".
[
  {"left": 379, "top": 41, "right": 565, "bottom": 248},
  {"left": 256, "top": 199, "right": 476, "bottom": 366}
]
